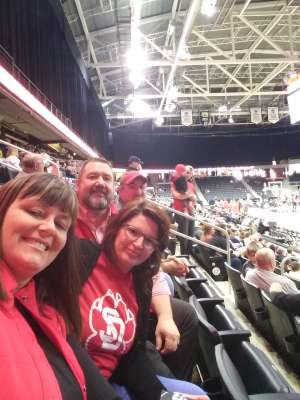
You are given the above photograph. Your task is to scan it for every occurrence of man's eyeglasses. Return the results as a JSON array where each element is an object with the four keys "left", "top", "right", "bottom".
[{"left": 123, "top": 224, "right": 159, "bottom": 251}]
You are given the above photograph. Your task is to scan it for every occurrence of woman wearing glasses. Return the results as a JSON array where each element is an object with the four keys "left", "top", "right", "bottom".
[{"left": 79, "top": 200, "right": 208, "bottom": 400}]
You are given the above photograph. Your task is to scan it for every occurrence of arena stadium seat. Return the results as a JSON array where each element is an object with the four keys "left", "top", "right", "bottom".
[
  {"left": 225, "top": 262, "right": 252, "bottom": 319},
  {"left": 173, "top": 276, "right": 207, "bottom": 302},
  {"left": 189, "top": 295, "right": 250, "bottom": 381},
  {"left": 215, "top": 342, "right": 294, "bottom": 400},
  {"left": 241, "top": 276, "right": 274, "bottom": 343},
  {"left": 192, "top": 244, "right": 227, "bottom": 281},
  {"left": 262, "top": 292, "right": 300, "bottom": 373}
]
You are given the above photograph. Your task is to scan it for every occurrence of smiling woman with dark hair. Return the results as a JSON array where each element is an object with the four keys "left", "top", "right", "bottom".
[{"left": 0, "top": 173, "right": 119, "bottom": 400}]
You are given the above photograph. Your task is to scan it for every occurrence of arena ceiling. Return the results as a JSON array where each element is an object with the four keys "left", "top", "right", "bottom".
[{"left": 62, "top": 0, "right": 300, "bottom": 129}]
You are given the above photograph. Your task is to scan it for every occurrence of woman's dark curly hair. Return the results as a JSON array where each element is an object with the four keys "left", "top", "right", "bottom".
[{"left": 101, "top": 200, "right": 170, "bottom": 296}]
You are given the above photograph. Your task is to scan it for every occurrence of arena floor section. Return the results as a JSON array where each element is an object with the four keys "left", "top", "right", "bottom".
[{"left": 248, "top": 207, "right": 300, "bottom": 233}]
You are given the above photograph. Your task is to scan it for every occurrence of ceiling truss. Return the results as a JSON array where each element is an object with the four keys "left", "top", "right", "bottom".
[{"left": 62, "top": 0, "right": 300, "bottom": 127}]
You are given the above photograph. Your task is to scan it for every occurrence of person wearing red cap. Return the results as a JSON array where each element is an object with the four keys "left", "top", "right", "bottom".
[
  {"left": 118, "top": 171, "right": 147, "bottom": 207},
  {"left": 171, "top": 164, "right": 196, "bottom": 255}
]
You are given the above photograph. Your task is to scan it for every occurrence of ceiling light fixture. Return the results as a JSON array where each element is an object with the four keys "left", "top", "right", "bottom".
[
  {"left": 127, "top": 98, "right": 152, "bottom": 117},
  {"left": 154, "top": 115, "right": 164, "bottom": 126},
  {"left": 201, "top": 0, "right": 217, "bottom": 17}
]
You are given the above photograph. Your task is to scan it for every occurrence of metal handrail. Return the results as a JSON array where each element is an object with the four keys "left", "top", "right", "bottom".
[
  {"left": 0, "top": 45, "right": 72, "bottom": 129},
  {"left": 0, "top": 139, "right": 59, "bottom": 170},
  {"left": 147, "top": 198, "right": 231, "bottom": 264}
]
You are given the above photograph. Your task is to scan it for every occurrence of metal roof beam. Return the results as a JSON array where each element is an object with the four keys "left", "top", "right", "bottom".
[
  {"left": 230, "top": 63, "right": 289, "bottom": 110},
  {"left": 74, "top": 11, "right": 187, "bottom": 43},
  {"left": 90, "top": 57, "right": 300, "bottom": 68},
  {"left": 238, "top": 15, "right": 287, "bottom": 56},
  {"left": 99, "top": 90, "right": 287, "bottom": 100},
  {"left": 74, "top": 0, "right": 107, "bottom": 96},
  {"left": 223, "top": 4, "right": 296, "bottom": 90}
]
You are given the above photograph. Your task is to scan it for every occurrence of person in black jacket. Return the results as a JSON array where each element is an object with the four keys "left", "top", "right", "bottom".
[{"left": 270, "top": 282, "right": 300, "bottom": 315}]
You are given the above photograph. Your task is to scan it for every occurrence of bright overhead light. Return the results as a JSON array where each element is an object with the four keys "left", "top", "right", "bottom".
[
  {"left": 127, "top": 98, "right": 152, "bottom": 117},
  {"left": 201, "top": 0, "right": 217, "bottom": 17},
  {"left": 129, "top": 70, "right": 145, "bottom": 88},
  {"left": 126, "top": 45, "right": 147, "bottom": 89},
  {"left": 228, "top": 115, "right": 234, "bottom": 123},
  {"left": 154, "top": 115, "right": 164, "bottom": 126},
  {"left": 126, "top": 46, "right": 147, "bottom": 69}
]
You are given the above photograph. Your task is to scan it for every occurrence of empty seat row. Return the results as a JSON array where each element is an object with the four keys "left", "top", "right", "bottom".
[{"left": 170, "top": 256, "right": 297, "bottom": 399}]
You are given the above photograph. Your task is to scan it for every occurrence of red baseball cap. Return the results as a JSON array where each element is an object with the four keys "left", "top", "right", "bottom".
[
  {"left": 175, "top": 163, "right": 186, "bottom": 175},
  {"left": 120, "top": 171, "right": 147, "bottom": 185}
]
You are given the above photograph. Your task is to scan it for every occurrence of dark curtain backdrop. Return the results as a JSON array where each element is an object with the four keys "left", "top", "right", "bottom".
[
  {"left": 111, "top": 121, "right": 300, "bottom": 168},
  {"left": 0, "top": 0, "right": 109, "bottom": 156}
]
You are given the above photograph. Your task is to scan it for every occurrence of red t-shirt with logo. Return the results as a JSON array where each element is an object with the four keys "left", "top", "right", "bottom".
[{"left": 80, "top": 253, "right": 138, "bottom": 378}]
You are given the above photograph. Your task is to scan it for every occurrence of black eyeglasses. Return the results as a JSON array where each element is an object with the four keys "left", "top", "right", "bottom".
[{"left": 123, "top": 224, "right": 159, "bottom": 251}]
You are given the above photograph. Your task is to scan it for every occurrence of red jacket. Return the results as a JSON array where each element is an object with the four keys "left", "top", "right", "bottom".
[
  {"left": 75, "top": 203, "right": 118, "bottom": 243},
  {"left": 0, "top": 262, "right": 87, "bottom": 400}
]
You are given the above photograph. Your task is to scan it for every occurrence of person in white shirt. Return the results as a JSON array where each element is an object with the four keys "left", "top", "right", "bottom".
[{"left": 245, "top": 247, "right": 299, "bottom": 294}]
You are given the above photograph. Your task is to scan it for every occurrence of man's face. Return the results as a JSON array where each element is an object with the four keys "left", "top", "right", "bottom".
[
  {"left": 128, "top": 161, "right": 142, "bottom": 171},
  {"left": 185, "top": 168, "right": 193, "bottom": 181},
  {"left": 77, "top": 162, "right": 114, "bottom": 212},
  {"left": 118, "top": 178, "right": 146, "bottom": 205}
]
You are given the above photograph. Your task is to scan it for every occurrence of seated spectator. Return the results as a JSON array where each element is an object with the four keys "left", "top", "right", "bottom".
[
  {"left": 275, "top": 247, "right": 286, "bottom": 264},
  {"left": 127, "top": 155, "right": 143, "bottom": 171},
  {"left": 208, "top": 224, "right": 242, "bottom": 271},
  {"left": 79, "top": 200, "right": 207, "bottom": 400},
  {"left": 5, "top": 147, "right": 20, "bottom": 168},
  {"left": 20, "top": 153, "right": 45, "bottom": 174},
  {"left": 0, "top": 173, "right": 118, "bottom": 399},
  {"left": 270, "top": 282, "right": 300, "bottom": 315},
  {"left": 287, "top": 259, "right": 300, "bottom": 280},
  {"left": 245, "top": 248, "right": 299, "bottom": 294},
  {"left": 242, "top": 241, "right": 260, "bottom": 276},
  {"left": 200, "top": 225, "right": 215, "bottom": 243}
]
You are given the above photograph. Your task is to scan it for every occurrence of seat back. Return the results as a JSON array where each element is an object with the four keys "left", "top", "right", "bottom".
[
  {"left": 225, "top": 262, "right": 252, "bottom": 318},
  {"left": 173, "top": 276, "right": 194, "bottom": 302},
  {"left": 193, "top": 244, "right": 227, "bottom": 281},
  {"left": 262, "top": 291, "right": 300, "bottom": 373},
  {"left": 215, "top": 343, "right": 249, "bottom": 400},
  {"left": 241, "top": 276, "right": 274, "bottom": 342},
  {"left": 189, "top": 295, "right": 221, "bottom": 379},
  {"left": 190, "top": 295, "right": 251, "bottom": 381},
  {"left": 208, "top": 304, "right": 247, "bottom": 332},
  {"left": 216, "top": 341, "right": 293, "bottom": 400}
]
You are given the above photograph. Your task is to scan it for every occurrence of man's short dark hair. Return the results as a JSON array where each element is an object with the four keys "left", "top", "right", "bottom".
[{"left": 128, "top": 156, "right": 143, "bottom": 165}]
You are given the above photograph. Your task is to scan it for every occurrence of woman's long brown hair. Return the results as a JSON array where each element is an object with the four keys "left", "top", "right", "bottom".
[{"left": 0, "top": 173, "right": 82, "bottom": 337}]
